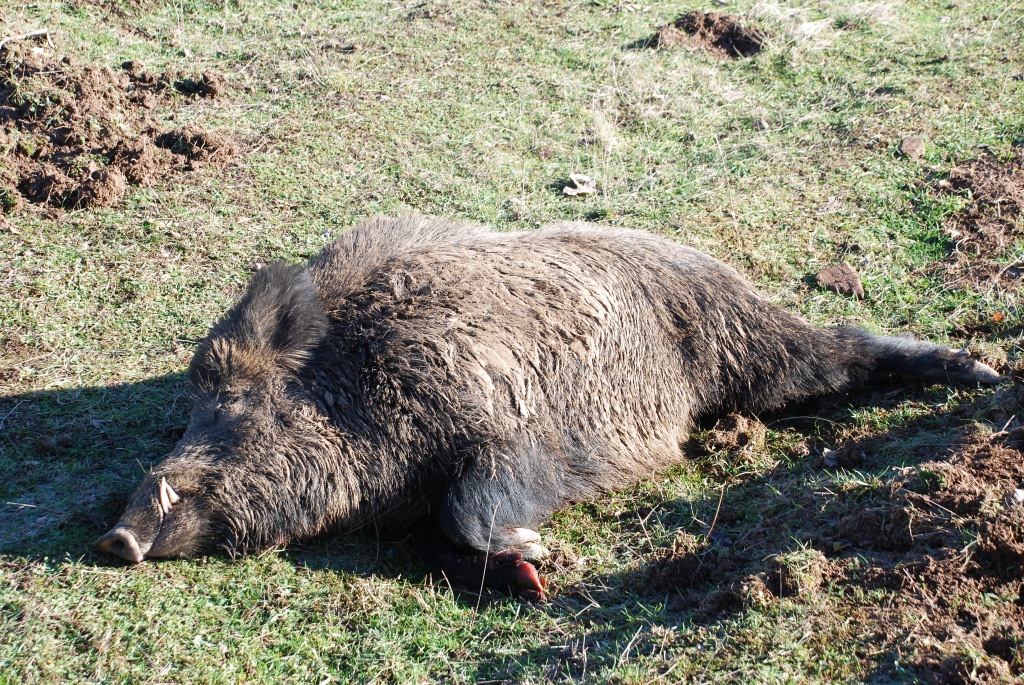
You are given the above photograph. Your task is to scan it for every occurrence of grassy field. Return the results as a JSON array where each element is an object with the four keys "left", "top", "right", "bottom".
[{"left": 1, "top": 0, "right": 1022, "bottom": 682}]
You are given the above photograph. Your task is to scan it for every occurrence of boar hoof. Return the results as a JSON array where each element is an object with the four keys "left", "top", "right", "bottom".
[
  {"left": 516, "top": 542, "right": 550, "bottom": 560},
  {"left": 489, "top": 550, "right": 547, "bottom": 601}
]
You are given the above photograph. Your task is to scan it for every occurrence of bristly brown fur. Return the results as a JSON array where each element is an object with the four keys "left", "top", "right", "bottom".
[{"left": 99, "top": 216, "right": 1000, "bottom": 592}]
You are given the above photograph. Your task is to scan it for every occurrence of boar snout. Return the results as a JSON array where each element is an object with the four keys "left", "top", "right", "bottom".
[
  {"left": 96, "top": 528, "right": 144, "bottom": 563},
  {"left": 95, "top": 476, "right": 196, "bottom": 563}
]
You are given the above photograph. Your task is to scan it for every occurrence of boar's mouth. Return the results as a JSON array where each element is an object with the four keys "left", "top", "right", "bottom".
[{"left": 95, "top": 477, "right": 181, "bottom": 563}]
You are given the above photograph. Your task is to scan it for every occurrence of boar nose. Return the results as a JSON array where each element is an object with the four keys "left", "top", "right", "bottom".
[{"left": 96, "top": 528, "right": 145, "bottom": 563}]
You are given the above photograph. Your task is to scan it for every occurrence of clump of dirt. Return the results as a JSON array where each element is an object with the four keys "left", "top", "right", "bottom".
[
  {"left": 734, "top": 574, "right": 773, "bottom": 610},
  {"left": 815, "top": 262, "right": 865, "bottom": 299},
  {"left": 655, "top": 11, "right": 768, "bottom": 58},
  {"left": 930, "top": 150, "right": 1024, "bottom": 292},
  {"left": 841, "top": 423, "right": 1024, "bottom": 679},
  {"left": 974, "top": 505, "right": 1024, "bottom": 579},
  {"left": 900, "top": 135, "right": 926, "bottom": 161},
  {"left": 156, "top": 126, "right": 239, "bottom": 166},
  {"left": 0, "top": 41, "right": 236, "bottom": 210},
  {"left": 171, "top": 71, "right": 226, "bottom": 99},
  {"left": 694, "top": 413, "right": 770, "bottom": 480},
  {"left": 763, "top": 549, "right": 828, "bottom": 597},
  {"left": 648, "top": 388, "right": 1024, "bottom": 676},
  {"left": 702, "top": 413, "right": 767, "bottom": 454}
]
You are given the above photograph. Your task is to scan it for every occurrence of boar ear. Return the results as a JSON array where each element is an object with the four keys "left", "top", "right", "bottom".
[{"left": 191, "top": 263, "right": 329, "bottom": 388}]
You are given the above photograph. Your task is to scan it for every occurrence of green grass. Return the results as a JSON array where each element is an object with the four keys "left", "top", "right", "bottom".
[{"left": 1, "top": 0, "right": 1023, "bottom": 682}]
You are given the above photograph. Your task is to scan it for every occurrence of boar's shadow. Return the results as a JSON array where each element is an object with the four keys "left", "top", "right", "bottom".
[
  {"left": 1, "top": 375, "right": 192, "bottom": 559},
  {"left": 465, "top": 377, "right": 1023, "bottom": 682},
  {"left": 4, "top": 369, "right": 1022, "bottom": 685},
  {"left": 0, "top": 374, "right": 432, "bottom": 583}
]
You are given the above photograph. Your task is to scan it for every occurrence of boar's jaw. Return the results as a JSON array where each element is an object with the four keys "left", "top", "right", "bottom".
[{"left": 96, "top": 477, "right": 197, "bottom": 563}]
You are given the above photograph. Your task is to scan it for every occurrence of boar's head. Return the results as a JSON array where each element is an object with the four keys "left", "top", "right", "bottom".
[{"left": 96, "top": 263, "right": 340, "bottom": 563}]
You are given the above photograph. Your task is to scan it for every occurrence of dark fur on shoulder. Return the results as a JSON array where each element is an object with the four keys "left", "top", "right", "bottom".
[{"left": 97, "top": 216, "right": 1001, "bottom": 596}]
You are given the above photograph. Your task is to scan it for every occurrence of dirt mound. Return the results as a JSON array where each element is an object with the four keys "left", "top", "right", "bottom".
[
  {"left": 647, "top": 397, "right": 1024, "bottom": 675},
  {"left": 156, "top": 126, "right": 239, "bottom": 166},
  {"left": 929, "top": 150, "right": 1024, "bottom": 292},
  {"left": 0, "top": 41, "right": 236, "bottom": 211},
  {"left": 844, "top": 425, "right": 1024, "bottom": 678},
  {"left": 655, "top": 11, "right": 768, "bottom": 58},
  {"left": 702, "top": 413, "right": 766, "bottom": 454},
  {"left": 691, "top": 413, "right": 770, "bottom": 480}
]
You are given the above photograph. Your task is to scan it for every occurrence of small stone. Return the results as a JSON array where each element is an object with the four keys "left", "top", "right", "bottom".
[
  {"left": 900, "top": 136, "right": 925, "bottom": 161},
  {"left": 562, "top": 173, "right": 597, "bottom": 196},
  {"left": 815, "top": 262, "right": 865, "bottom": 299}
]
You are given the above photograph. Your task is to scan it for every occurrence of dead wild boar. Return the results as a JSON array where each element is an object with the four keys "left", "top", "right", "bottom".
[{"left": 97, "top": 216, "right": 1001, "bottom": 599}]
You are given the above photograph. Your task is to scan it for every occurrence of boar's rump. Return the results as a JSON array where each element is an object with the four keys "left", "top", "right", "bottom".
[{"left": 97, "top": 216, "right": 1001, "bottom": 599}]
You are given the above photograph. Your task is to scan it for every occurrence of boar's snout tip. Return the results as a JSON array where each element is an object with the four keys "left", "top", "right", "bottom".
[{"left": 95, "top": 528, "right": 144, "bottom": 563}]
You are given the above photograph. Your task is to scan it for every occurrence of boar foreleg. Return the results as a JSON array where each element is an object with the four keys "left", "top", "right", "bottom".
[
  {"left": 410, "top": 526, "right": 548, "bottom": 601},
  {"left": 427, "top": 441, "right": 564, "bottom": 599}
]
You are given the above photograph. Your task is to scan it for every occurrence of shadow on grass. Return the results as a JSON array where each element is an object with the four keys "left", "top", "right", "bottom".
[
  {"left": 467, "top": 379, "right": 1023, "bottom": 682},
  {"left": 3, "top": 372, "right": 1021, "bottom": 681},
  {"left": 0, "top": 373, "right": 192, "bottom": 560}
]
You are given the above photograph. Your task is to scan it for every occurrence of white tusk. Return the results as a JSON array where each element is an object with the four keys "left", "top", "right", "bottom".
[
  {"left": 159, "top": 477, "right": 180, "bottom": 514},
  {"left": 165, "top": 479, "right": 180, "bottom": 505},
  {"left": 159, "top": 477, "right": 170, "bottom": 514}
]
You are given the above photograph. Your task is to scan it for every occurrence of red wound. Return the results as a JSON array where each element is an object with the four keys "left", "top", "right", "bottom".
[{"left": 509, "top": 559, "right": 546, "bottom": 601}]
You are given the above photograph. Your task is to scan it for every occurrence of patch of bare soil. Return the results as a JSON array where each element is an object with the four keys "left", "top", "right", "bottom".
[
  {"left": 0, "top": 41, "right": 237, "bottom": 212},
  {"left": 655, "top": 11, "right": 768, "bottom": 58},
  {"left": 929, "top": 150, "right": 1024, "bottom": 292},
  {"left": 830, "top": 426, "right": 1024, "bottom": 679},
  {"left": 647, "top": 378, "right": 1024, "bottom": 678},
  {"left": 703, "top": 413, "right": 767, "bottom": 454},
  {"left": 691, "top": 413, "right": 769, "bottom": 481}
]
